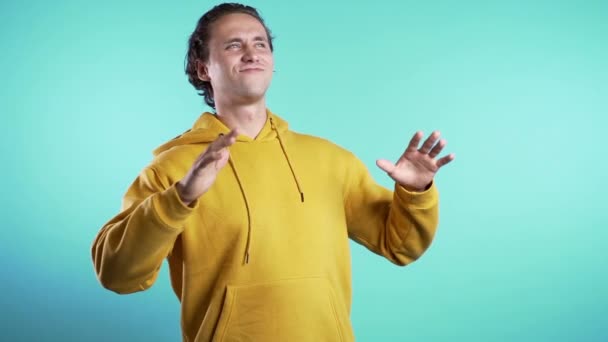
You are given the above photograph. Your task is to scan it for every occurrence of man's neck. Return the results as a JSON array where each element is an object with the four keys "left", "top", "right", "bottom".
[{"left": 214, "top": 100, "right": 267, "bottom": 139}]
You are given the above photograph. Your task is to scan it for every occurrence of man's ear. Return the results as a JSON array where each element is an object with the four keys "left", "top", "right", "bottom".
[{"left": 196, "top": 61, "right": 210, "bottom": 82}]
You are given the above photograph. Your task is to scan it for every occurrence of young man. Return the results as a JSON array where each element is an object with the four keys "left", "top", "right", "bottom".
[{"left": 92, "top": 3, "right": 454, "bottom": 341}]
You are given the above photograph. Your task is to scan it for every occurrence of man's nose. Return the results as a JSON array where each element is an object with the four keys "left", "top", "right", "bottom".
[{"left": 241, "top": 45, "right": 259, "bottom": 63}]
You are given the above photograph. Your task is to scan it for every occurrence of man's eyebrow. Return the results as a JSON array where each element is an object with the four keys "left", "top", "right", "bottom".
[
  {"left": 223, "top": 38, "right": 244, "bottom": 45},
  {"left": 223, "top": 36, "right": 268, "bottom": 44}
]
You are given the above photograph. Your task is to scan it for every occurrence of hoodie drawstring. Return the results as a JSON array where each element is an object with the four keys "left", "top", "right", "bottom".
[
  {"left": 225, "top": 118, "right": 305, "bottom": 266},
  {"left": 270, "top": 117, "right": 305, "bottom": 203},
  {"left": 228, "top": 156, "right": 252, "bottom": 265}
]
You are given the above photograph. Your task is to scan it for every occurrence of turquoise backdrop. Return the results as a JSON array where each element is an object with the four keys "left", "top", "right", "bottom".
[{"left": 1, "top": 0, "right": 606, "bottom": 341}]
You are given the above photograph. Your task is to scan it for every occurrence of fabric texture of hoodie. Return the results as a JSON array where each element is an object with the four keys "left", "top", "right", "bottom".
[{"left": 91, "top": 109, "right": 440, "bottom": 342}]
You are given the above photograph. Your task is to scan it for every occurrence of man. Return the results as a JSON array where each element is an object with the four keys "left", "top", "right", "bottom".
[{"left": 91, "top": 3, "right": 455, "bottom": 341}]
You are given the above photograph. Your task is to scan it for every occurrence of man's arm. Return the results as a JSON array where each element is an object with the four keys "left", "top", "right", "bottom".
[
  {"left": 91, "top": 166, "right": 197, "bottom": 294},
  {"left": 91, "top": 130, "right": 237, "bottom": 294},
  {"left": 344, "top": 155, "right": 439, "bottom": 266},
  {"left": 344, "top": 130, "right": 453, "bottom": 265}
]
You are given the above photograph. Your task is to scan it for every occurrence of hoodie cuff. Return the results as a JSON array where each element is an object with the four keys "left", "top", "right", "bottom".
[
  {"left": 394, "top": 181, "right": 438, "bottom": 209},
  {"left": 151, "top": 184, "right": 199, "bottom": 230}
]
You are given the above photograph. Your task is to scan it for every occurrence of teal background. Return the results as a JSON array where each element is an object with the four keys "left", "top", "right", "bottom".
[{"left": 1, "top": 0, "right": 606, "bottom": 341}]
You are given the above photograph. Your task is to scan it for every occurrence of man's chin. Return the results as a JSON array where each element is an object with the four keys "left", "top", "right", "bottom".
[{"left": 238, "top": 86, "right": 270, "bottom": 100}]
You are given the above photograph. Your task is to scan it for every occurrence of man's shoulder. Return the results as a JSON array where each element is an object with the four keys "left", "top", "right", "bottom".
[
  {"left": 148, "top": 143, "right": 208, "bottom": 177},
  {"left": 288, "top": 130, "right": 356, "bottom": 160}
]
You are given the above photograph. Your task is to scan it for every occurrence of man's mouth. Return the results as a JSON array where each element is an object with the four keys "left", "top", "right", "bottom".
[{"left": 240, "top": 67, "right": 264, "bottom": 72}]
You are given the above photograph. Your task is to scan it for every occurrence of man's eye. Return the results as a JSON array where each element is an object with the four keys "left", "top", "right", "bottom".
[
  {"left": 227, "top": 43, "right": 240, "bottom": 49},
  {"left": 256, "top": 42, "right": 266, "bottom": 48}
]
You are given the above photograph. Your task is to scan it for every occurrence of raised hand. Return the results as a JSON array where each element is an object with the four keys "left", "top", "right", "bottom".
[
  {"left": 176, "top": 129, "right": 239, "bottom": 206},
  {"left": 376, "top": 131, "right": 455, "bottom": 192}
]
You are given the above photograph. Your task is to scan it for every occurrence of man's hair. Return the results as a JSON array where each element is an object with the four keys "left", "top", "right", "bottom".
[{"left": 185, "top": 3, "right": 274, "bottom": 109}]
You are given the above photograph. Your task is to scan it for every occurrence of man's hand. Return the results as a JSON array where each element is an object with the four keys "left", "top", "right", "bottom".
[
  {"left": 176, "top": 129, "right": 239, "bottom": 206},
  {"left": 376, "top": 131, "right": 455, "bottom": 192}
]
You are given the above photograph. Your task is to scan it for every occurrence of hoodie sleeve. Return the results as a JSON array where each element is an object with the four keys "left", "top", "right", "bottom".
[
  {"left": 91, "top": 166, "right": 198, "bottom": 294},
  {"left": 344, "top": 153, "right": 439, "bottom": 266}
]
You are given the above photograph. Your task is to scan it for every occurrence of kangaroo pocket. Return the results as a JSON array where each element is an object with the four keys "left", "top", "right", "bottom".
[{"left": 212, "top": 277, "right": 349, "bottom": 342}]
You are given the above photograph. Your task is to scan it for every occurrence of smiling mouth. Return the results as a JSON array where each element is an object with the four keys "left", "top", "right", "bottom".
[{"left": 240, "top": 68, "right": 264, "bottom": 72}]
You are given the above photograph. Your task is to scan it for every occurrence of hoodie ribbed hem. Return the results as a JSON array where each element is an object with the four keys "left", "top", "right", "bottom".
[
  {"left": 151, "top": 184, "right": 199, "bottom": 231},
  {"left": 394, "top": 181, "right": 438, "bottom": 209}
]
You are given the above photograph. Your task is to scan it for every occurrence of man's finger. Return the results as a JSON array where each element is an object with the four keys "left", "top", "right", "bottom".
[
  {"left": 193, "top": 129, "right": 238, "bottom": 167},
  {"left": 428, "top": 139, "right": 446, "bottom": 159},
  {"left": 376, "top": 159, "right": 396, "bottom": 174},
  {"left": 419, "top": 131, "right": 440, "bottom": 154},
  {"left": 436, "top": 153, "right": 455, "bottom": 168},
  {"left": 210, "top": 129, "right": 239, "bottom": 152},
  {"left": 405, "top": 131, "right": 424, "bottom": 153}
]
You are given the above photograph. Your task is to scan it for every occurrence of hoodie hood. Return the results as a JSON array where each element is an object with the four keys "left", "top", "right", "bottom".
[{"left": 153, "top": 109, "right": 290, "bottom": 156}]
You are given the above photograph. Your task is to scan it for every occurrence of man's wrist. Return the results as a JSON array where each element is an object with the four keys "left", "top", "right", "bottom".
[
  {"left": 400, "top": 181, "right": 431, "bottom": 193},
  {"left": 175, "top": 181, "right": 195, "bottom": 207}
]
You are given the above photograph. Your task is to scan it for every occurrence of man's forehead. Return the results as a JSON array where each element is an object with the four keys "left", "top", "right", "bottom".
[{"left": 211, "top": 13, "right": 267, "bottom": 38}]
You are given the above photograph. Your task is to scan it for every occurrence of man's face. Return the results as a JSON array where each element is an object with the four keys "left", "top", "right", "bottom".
[{"left": 200, "top": 13, "right": 274, "bottom": 106}]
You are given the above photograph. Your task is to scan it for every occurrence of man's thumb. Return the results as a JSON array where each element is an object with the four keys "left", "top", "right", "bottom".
[{"left": 376, "top": 159, "right": 395, "bottom": 174}]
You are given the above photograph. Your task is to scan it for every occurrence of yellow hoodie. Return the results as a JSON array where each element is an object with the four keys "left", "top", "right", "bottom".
[{"left": 92, "top": 109, "right": 439, "bottom": 342}]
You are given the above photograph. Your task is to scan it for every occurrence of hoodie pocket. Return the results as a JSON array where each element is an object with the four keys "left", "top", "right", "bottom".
[{"left": 212, "top": 277, "right": 348, "bottom": 342}]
